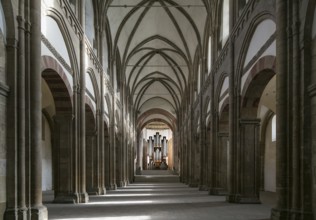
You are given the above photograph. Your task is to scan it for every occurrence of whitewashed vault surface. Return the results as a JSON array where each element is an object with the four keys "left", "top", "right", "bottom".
[{"left": 106, "top": 0, "right": 209, "bottom": 128}]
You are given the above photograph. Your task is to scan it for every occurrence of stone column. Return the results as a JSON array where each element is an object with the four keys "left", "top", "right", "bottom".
[
  {"left": 78, "top": 0, "right": 89, "bottom": 203},
  {"left": 109, "top": 120, "right": 117, "bottom": 190},
  {"left": 86, "top": 132, "right": 101, "bottom": 195},
  {"left": 29, "top": 0, "right": 48, "bottom": 218},
  {"left": 115, "top": 133, "right": 123, "bottom": 187},
  {"left": 227, "top": 0, "right": 237, "bottom": 205},
  {"left": 4, "top": 7, "right": 26, "bottom": 220},
  {"left": 227, "top": 119, "right": 260, "bottom": 204},
  {"left": 123, "top": 136, "right": 128, "bottom": 185},
  {"left": 199, "top": 118, "right": 208, "bottom": 191},
  {"left": 218, "top": 132, "right": 228, "bottom": 194},
  {"left": 271, "top": 1, "right": 314, "bottom": 219},
  {"left": 53, "top": 114, "right": 79, "bottom": 203},
  {"left": 104, "top": 122, "right": 111, "bottom": 190},
  {"left": 98, "top": 78, "right": 106, "bottom": 194},
  {"left": 208, "top": 110, "right": 217, "bottom": 194},
  {"left": 310, "top": 85, "right": 316, "bottom": 218},
  {"left": 189, "top": 121, "right": 198, "bottom": 187}
]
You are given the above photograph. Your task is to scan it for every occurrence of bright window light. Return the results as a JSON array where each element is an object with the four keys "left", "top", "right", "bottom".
[
  {"left": 221, "top": 0, "right": 230, "bottom": 44},
  {"left": 207, "top": 36, "right": 212, "bottom": 72},
  {"left": 271, "top": 115, "right": 276, "bottom": 142}
]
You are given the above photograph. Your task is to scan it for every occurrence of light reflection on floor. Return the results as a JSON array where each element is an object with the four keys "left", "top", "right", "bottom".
[
  {"left": 45, "top": 182, "right": 273, "bottom": 220},
  {"left": 56, "top": 216, "right": 151, "bottom": 220},
  {"left": 85, "top": 200, "right": 153, "bottom": 205}
]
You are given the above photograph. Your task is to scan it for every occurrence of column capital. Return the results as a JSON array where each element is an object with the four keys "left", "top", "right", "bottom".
[
  {"left": 6, "top": 38, "right": 18, "bottom": 48},
  {"left": 239, "top": 118, "right": 261, "bottom": 125}
]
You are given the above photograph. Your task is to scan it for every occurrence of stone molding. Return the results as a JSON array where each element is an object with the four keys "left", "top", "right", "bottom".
[
  {"left": 0, "top": 82, "right": 9, "bottom": 97},
  {"left": 41, "top": 33, "right": 73, "bottom": 74},
  {"left": 58, "top": 0, "right": 114, "bottom": 97}
]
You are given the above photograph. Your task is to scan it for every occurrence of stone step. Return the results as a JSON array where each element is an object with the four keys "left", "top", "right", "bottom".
[
  {"left": 134, "top": 175, "right": 180, "bottom": 183},
  {"left": 140, "top": 170, "right": 176, "bottom": 175}
]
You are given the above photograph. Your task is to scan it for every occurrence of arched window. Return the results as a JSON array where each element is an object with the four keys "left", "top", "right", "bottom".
[
  {"left": 197, "top": 64, "right": 201, "bottom": 94},
  {"left": 85, "top": 0, "right": 95, "bottom": 49},
  {"left": 271, "top": 114, "right": 276, "bottom": 142},
  {"left": 0, "top": 1, "right": 6, "bottom": 38},
  {"left": 208, "top": 36, "right": 212, "bottom": 73},
  {"left": 219, "top": 0, "right": 230, "bottom": 49}
]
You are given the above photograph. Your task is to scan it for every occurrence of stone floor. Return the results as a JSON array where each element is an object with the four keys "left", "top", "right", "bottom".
[{"left": 44, "top": 178, "right": 275, "bottom": 220}]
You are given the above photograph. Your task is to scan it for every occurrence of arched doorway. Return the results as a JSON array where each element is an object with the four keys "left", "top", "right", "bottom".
[
  {"left": 41, "top": 79, "right": 55, "bottom": 192},
  {"left": 256, "top": 74, "right": 277, "bottom": 195},
  {"left": 41, "top": 57, "right": 75, "bottom": 203},
  {"left": 238, "top": 65, "right": 276, "bottom": 203}
]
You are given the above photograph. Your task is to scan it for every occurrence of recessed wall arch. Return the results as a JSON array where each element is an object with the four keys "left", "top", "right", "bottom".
[
  {"left": 241, "top": 55, "right": 276, "bottom": 102},
  {"left": 41, "top": 55, "right": 73, "bottom": 113},
  {"left": 86, "top": 68, "right": 100, "bottom": 106},
  {"left": 236, "top": 13, "right": 276, "bottom": 84},
  {"left": 44, "top": 9, "right": 79, "bottom": 80},
  {"left": 0, "top": 2, "right": 6, "bottom": 40},
  {"left": 0, "top": 0, "right": 15, "bottom": 39},
  {"left": 137, "top": 108, "right": 176, "bottom": 131},
  {"left": 85, "top": 95, "right": 97, "bottom": 120}
]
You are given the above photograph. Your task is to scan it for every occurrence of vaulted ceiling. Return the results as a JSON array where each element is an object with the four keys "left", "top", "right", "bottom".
[{"left": 105, "top": 0, "right": 210, "bottom": 130}]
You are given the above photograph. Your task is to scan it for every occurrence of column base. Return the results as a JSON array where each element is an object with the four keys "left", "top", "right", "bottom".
[
  {"left": 188, "top": 182, "right": 199, "bottom": 187},
  {"left": 110, "top": 183, "right": 117, "bottom": 190},
  {"left": 100, "top": 187, "right": 107, "bottom": 195},
  {"left": 209, "top": 188, "right": 227, "bottom": 196},
  {"left": 270, "top": 208, "right": 314, "bottom": 220},
  {"left": 4, "top": 207, "right": 28, "bottom": 220},
  {"left": 54, "top": 193, "right": 80, "bottom": 203},
  {"left": 116, "top": 181, "right": 125, "bottom": 187},
  {"left": 198, "top": 185, "right": 209, "bottom": 191},
  {"left": 30, "top": 205, "right": 48, "bottom": 220},
  {"left": 87, "top": 187, "right": 103, "bottom": 195},
  {"left": 226, "top": 194, "right": 261, "bottom": 204},
  {"left": 78, "top": 192, "right": 89, "bottom": 203}
]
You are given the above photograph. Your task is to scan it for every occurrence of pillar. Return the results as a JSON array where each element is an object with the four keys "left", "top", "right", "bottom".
[
  {"left": 29, "top": 0, "right": 48, "bottom": 218},
  {"left": 116, "top": 133, "right": 124, "bottom": 187},
  {"left": 98, "top": 98, "right": 106, "bottom": 194},
  {"left": 199, "top": 120, "right": 208, "bottom": 191},
  {"left": 104, "top": 123, "right": 111, "bottom": 190},
  {"left": 53, "top": 114, "right": 80, "bottom": 203},
  {"left": 310, "top": 85, "right": 316, "bottom": 219},
  {"left": 210, "top": 131, "right": 229, "bottom": 195},
  {"left": 271, "top": 0, "right": 314, "bottom": 218},
  {"left": 86, "top": 132, "right": 101, "bottom": 195},
  {"left": 78, "top": 0, "right": 89, "bottom": 203},
  {"left": 109, "top": 121, "right": 117, "bottom": 190},
  {"left": 227, "top": 119, "right": 260, "bottom": 204}
]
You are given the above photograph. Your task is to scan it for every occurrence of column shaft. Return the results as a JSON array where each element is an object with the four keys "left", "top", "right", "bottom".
[
  {"left": 79, "top": 0, "right": 88, "bottom": 203},
  {"left": 30, "top": 0, "right": 48, "bottom": 218}
]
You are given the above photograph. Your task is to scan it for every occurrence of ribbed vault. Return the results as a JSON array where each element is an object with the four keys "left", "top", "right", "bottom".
[{"left": 105, "top": 0, "right": 208, "bottom": 128}]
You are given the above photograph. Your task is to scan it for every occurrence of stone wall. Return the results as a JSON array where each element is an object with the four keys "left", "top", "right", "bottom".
[{"left": 0, "top": 30, "right": 6, "bottom": 218}]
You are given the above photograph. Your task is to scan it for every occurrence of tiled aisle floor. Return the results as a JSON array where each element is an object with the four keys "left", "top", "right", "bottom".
[{"left": 45, "top": 182, "right": 274, "bottom": 220}]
